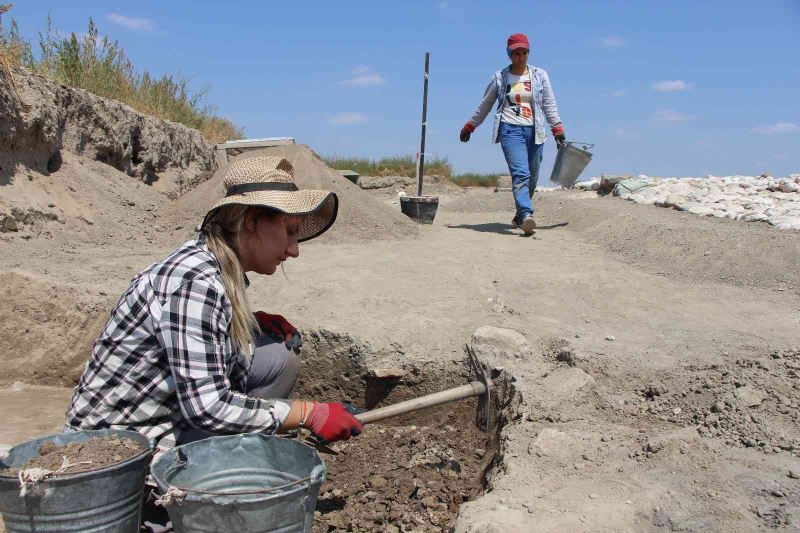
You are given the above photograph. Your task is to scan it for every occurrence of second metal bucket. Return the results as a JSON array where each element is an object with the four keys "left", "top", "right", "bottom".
[
  {"left": 550, "top": 141, "right": 594, "bottom": 189},
  {"left": 150, "top": 434, "right": 326, "bottom": 533}
]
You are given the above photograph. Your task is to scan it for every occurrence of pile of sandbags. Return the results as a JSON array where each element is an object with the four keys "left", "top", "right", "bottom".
[{"left": 610, "top": 174, "right": 800, "bottom": 230}]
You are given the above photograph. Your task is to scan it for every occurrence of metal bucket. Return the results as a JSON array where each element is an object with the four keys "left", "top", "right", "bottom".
[
  {"left": 150, "top": 434, "right": 326, "bottom": 533},
  {"left": 0, "top": 429, "right": 152, "bottom": 532},
  {"left": 550, "top": 141, "right": 594, "bottom": 189},
  {"left": 400, "top": 195, "right": 439, "bottom": 224}
]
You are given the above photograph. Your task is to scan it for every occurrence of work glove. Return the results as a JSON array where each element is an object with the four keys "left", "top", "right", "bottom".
[
  {"left": 551, "top": 123, "right": 566, "bottom": 145},
  {"left": 303, "top": 402, "right": 364, "bottom": 444},
  {"left": 253, "top": 311, "right": 302, "bottom": 352},
  {"left": 460, "top": 122, "right": 475, "bottom": 142}
]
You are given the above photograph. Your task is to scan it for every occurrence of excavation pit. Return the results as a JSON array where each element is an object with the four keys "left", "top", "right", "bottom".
[{"left": 295, "top": 331, "right": 511, "bottom": 532}]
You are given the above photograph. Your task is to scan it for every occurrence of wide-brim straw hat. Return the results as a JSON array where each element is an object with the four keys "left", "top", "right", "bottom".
[{"left": 202, "top": 156, "right": 338, "bottom": 242}]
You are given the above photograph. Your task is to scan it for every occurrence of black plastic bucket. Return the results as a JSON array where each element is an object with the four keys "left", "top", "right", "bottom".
[{"left": 399, "top": 195, "right": 439, "bottom": 224}]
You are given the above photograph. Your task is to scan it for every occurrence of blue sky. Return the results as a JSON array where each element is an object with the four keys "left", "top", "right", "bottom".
[{"left": 9, "top": 1, "right": 800, "bottom": 179}]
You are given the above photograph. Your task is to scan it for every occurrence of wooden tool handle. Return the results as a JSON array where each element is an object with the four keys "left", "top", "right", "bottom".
[{"left": 355, "top": 381, "right": 487, "bottom": 425}]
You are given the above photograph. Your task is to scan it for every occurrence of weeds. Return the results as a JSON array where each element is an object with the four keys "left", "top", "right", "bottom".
[
  {"left": 0, "top": 10, "right": 242, "bottom": 142},
  {"left": 450, "top": 172, "right": 501, "bottom": 187},
  {"left": 324, "top": 154, "right": 501, "bottom": 188},
  {"left": 324, "top": 154, "right": 453, "bottom": 178}
]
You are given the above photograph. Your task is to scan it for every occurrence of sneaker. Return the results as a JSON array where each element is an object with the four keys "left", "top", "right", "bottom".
[
  {"left": 521, "top": 215, "right": 536, "bottom": 235},
  {"left": 510, "top": 217, "right": 520, "bottom": 229}
]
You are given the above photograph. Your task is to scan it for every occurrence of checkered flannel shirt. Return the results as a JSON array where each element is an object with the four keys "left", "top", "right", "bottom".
[{"left": 65, "top": 239, "right": 290, "bottom": 450}]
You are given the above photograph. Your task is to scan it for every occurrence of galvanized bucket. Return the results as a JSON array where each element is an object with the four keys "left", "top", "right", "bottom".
[
  {"left": 150, "top": 434, "right": 326, "bottom": 533},
  {"left": 0, "top": 429, "right": 153, "bottom": 532},
  {"left": 550, "top": 141, "right": 595, "bottom": 189}
]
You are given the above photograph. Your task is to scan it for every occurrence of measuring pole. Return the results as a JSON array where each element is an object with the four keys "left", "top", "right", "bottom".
[{"left": 416, "top": 52, "right": 430, "bottom": 197}]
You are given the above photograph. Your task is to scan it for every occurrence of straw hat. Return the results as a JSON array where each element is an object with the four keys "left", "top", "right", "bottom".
[{"left": 202, "top": 156, "right": 338, "bottom": 242}]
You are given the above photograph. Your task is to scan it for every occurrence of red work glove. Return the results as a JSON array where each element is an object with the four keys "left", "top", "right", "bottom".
[
  {"left": 253, "top": 311, "right": 302, "bottom": 352},
  {"left": 551, "top": 123, "right": 566, "bottom": 144},
  {"left": 303, "top": 402, "right": 363, "bottom": 444},
  {"left": 460, "top": 122, "right": 475, "bottom": 142}
]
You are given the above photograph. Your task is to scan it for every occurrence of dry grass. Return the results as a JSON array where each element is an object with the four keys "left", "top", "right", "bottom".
[
  {"left": 324, "top": 154, "right": 453, "bottom": 178},
  {"left": 450, "top": 172, "right": 501, "bottom": 187},
  {"left": 0, "top": 12, "right": 242, "bottom": 143}
]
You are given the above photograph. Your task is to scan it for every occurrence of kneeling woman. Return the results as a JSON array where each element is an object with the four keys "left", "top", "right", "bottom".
[{"left": 65, "top": 156, "right": 362, "bottom": 452}]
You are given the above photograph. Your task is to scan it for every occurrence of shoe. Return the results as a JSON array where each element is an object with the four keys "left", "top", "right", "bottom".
[
  {"left": 521, "top": 215, "right": 536, "bottom": 235},
  {"left": 510, "top": 217, "right": 520, "bottom": 229}
]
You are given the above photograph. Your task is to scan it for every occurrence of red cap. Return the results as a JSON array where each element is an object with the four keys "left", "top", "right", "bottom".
[{"left": 507, "top": 33, "right": 530, "bottom": 52}]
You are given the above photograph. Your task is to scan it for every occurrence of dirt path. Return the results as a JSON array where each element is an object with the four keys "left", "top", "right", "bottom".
[{"left": 1, "top": 188, "right": 798, "bottom": 531}]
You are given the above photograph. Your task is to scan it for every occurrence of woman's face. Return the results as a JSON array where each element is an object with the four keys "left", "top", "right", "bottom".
[
  {"left": 510, "top": 48, "right": 528, "bottom": 68},
  {"left": 239, "top": 210, "right": 302, "bottom": 275}
]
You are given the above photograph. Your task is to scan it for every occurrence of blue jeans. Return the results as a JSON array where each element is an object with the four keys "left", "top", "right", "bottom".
[{"left": 499, "top": 122, "right": 544, "bottom": 223}]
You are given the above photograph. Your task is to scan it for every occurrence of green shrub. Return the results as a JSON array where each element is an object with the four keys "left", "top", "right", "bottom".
[
  {"left": 0, "top": 12, "right": 242, "bottom": 143},
  {"left": 324, "top": 154, "right": 452, "bottom": 178},
  {"left": 450, "top": 172, "right": 501, "bottom": 187}
]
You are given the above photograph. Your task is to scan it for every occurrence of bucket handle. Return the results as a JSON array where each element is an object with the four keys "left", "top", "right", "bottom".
[
  {"left": 310, "top": 464, "right": 326, "bottom": 484},
  {"left": 155, "top": 475, "right": 314, "bottom": 501},
  {"left": 562, "top": 140, "right": 595, "bottom": 151}
]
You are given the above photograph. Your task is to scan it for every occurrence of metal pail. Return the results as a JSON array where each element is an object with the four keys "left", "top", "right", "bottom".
[
  {"left": 150, "top": 434, "right": 326, "bottom": 533},
  {"left": 550, "top": 141, "right": 594, "bottom": 189},
  {"left": 0, "top": 429, "right": 153, "bottom": 532}
]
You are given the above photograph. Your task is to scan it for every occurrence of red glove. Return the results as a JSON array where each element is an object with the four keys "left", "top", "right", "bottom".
[
  {"left": 551, "top": 123, "right": 566, "bottom": 144},
  {"left": 253, "top": 311, "right": 302, "bottom": 351},
  {"left": 460, "top": 122, "right": 475, "bottom": 142},
  {"left": 303, "top": 402, "right": 363, "bottom": 444}
]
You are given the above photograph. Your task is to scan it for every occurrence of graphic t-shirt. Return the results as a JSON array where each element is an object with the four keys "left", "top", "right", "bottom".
[{"left": 500, "top": 69, "right": 534, "bottom": 126}]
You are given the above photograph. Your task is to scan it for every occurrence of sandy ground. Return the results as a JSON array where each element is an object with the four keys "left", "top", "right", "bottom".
[{"left": 1, "top": 154, "right": 799, "bottom": 530}]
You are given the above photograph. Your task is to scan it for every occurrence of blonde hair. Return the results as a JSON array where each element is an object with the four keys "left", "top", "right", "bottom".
[{"left": 202, "top": 204, "right": 276, "bottom": 361}]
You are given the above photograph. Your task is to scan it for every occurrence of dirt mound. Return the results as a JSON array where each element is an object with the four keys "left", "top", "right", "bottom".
[
  {"left": 1, "top": 66, "right": 215, "bottom": 189},
  {"left": 163, "top": 145, "right": 419, "bottom": 242},
  {"left": 0, "top": 271, "right": 113, "bottom": 386}
]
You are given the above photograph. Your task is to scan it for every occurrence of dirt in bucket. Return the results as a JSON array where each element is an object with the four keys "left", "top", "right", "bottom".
[
  {"left": 2, "top": 436, "right": 146, "bottom": 476},
  {"left": 312, "top": 400, "right": 494, "bottom": 532}
]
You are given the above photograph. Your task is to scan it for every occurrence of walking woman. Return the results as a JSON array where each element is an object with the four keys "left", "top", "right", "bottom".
[
  {"left": 65, "top": 156, "right": 363, "bottom": 454},
  {"left": 460, "top": 32, "right": 566, "bottom": 235}
]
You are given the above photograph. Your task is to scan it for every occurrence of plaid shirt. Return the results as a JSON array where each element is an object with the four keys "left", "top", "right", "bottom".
[{"left": 65, "top": 239, "right": 290, "bottom": 450}]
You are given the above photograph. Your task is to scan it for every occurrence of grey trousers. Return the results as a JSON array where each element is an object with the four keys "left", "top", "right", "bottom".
[{"left": 176, "top": 332, "right": 300, "bottom": 445}]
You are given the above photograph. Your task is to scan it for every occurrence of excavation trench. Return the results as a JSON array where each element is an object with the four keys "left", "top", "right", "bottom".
[{"left": 295, "top": 330, "right": 516, "bottom": 532}]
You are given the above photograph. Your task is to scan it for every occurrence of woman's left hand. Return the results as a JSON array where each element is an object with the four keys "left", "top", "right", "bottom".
[
  {"left": 254, "top": 311, "right": 302, "bottom": 351},
  {"left": 551, "top": 123, "right": 566, "bottom": 144}
]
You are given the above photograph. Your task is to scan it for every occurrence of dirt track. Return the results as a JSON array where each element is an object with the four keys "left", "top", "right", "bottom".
[{"left": 3, "top": 169, "right": 799, "bottom": 530}]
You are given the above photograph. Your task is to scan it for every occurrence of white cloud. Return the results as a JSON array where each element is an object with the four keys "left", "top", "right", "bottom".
[
  {"left": 653, "top": 110, "right": 696, "bottom": 123},
  {"left": 651, "top": 80, "right": 694, "bottom": 92},
  {"left": 602, "top": 36, "right": 626, "bottom": 48},
  {"left": 612, "top": 90, "right": 625, "bottom": 98},
  {"left": 750, "top": 122, "right": 798, "bottom": 134},
  {"left": 341, "top": 74, "right": 385, "bottom": 87},
  {"left": 340, "top": 67, "right": 385, "bottom": 87},
  {"left": 329, "top": 112, "right": 368, "bottom": 125},
  {"left": 106, "top": 13, "right": 154, "bottom": 31}
]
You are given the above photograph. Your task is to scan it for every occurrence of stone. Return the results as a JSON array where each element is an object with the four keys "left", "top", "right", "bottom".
[
  {"left": 541, "top": 367, "right": 595, "bottom": 401},
  {"left": 734, "top": 386, "right": 766, "bottom": 407},
  {"left": 470, "top": 326, "right": 531, "bottom": 360},
  {"left": 528, "top": 428, "right": 581, "bottom": 460},
  {"left": 605, "top": 335, "right": 616, "bottom": 341},
  {"left": 788, "top": 470, "right": 799, "bottom": 479},
  {"left": 2, "top": 216, "right": 18, "bottom": 232}
]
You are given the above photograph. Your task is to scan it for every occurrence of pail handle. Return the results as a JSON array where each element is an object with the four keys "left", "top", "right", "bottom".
[{"left": 564, "top": 140, "right": 595, "bottom": 150}]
